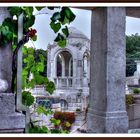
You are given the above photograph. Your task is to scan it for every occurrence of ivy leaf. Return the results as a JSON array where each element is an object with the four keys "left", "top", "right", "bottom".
[
  {"left": 36, "top": 62, "right": 44, "bottom": 72},
  {"left": 63, "top": 7, "right": 76, "bottom": 23},
  {"left": 50, "top": 21, "right": 61, "bottom": 33},
  {"left": 34, "top": 74, "right": 44, "bottom": 85},
  {"left": 22, "top": 46, "right": 28, "bottom": 54},
  {"left": 57, "top": 38, "right": 67, "bottom": 48},
  {"left": 2, "top": 18, "right": 17, "bottom": 34},
  {"left": 8, "top": 7, "right": 22, "bottom": 17},
  {"left": 62, "top": 26, "right": 69, "bottom": 37},
  {"left": 12, "top": 44, "right": 17, "bottom": 51},
  {"left": 27, "top": 47, "right": 35, "bottom": 55},
  {"left": 55, "top": 33, "right": 67, "bottom": 47},
  {"left": 32, "top": 35, "right": 37, "bottom": 41},
  {"left": 0, "top": 26, "right": 13, "bottom": 42},
  {"left": 54, "top": 33, "right": 63, "bottom": 42},
  {"left": 51, "top": 12, "right": 61, "bottom": 22},
  {"left": 28, "top": 79, "right": 36, "bottom": 89},
  {"left": 35, "top": 7, "right": 46, "bottom": 11},
  {"left": 46, "top": 81, "right": 55, "bottom": 94},
  {"left": 60, "top": 7, "right": 76, "bottom": 24},
  {"left": 51, "top": 118, "right": 61, "bottom": 126},
  {"left": 22, "top": 91, "right": 35, "bottom": 106},
  {"left": 23, "top": 7, "right": 34, "bottom": 18},
  {"left": 47, "top": 7, "right": 55, "bottom": 10},
  {"left": 24, "top": 15, "right": 35, "bottom": 32},
  {"left": 36, "top": 106, "right": 52, "bottom": 116},
  {"left": 60, "top": 16, "right": 69, "bottom": 25},
  {"left": 7, "top": 31, "right": 13, "bottom": 41},
  {"left": 1, "top": 26, "right": 9, "bottom": 36}
]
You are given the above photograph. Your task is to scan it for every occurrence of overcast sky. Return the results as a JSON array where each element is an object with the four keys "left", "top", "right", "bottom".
[{"left": 27, "top": 8, "right": 140, "bottom": 50}]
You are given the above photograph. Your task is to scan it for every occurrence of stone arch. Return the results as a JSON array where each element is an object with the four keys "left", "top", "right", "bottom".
[{"left": 54, "top": 48, "right": 74, "bottom": 77}]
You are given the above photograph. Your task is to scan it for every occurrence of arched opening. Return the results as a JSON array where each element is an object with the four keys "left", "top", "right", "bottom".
[
  {"left": 56, "top": 54, "right": 63, "bottom": 77},
  {"left": 56, "top": 51, "right": 73, "bottom": 77}
]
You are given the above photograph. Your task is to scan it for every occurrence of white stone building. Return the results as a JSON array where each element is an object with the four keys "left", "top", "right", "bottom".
[{"left": 47, "top": 27, "right": 90, "bottom": 111}]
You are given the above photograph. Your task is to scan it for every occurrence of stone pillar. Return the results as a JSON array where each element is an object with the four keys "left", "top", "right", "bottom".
[
  {"left": 0, "top": 8, "right": 12, "bottom": 92},
  {"left": 50, "top": 60, "right": 54, "bottom": 80},
  {"left": 73, "top": 59, "right": 77, "bottom": 87},
  {"left": 87, "top": 7, "right": 128, "bottom": 133},
  {"left": 0, "top": 7, "right": 25, "bottom": 133}
]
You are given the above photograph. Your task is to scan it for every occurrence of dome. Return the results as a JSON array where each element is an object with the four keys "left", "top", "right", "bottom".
[{"left": 68, "top": 27, "right": 88, "bottom": 39}]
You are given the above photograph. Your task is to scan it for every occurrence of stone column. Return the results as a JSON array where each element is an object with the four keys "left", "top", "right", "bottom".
[
  {"left": 83, "top": 56, "right": 88, "bottom": 87},
  {"left": 73, "top": 59, "right": 77, "bottom": 87},
  {"left": 0, "top": 7, "right": 25, "bottom": 133},
  {"left": 0, "top": 7, "right": 12, "bottom": 92},
  {"left": 87, "top": 7, "right": 128, "bottom": 133}
]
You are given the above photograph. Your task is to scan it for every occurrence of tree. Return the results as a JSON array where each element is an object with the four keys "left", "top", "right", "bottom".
[{"left": 126, "top": 33, "right": 140, "bottom": 76}]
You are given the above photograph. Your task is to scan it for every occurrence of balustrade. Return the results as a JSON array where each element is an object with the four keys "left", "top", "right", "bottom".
[{"left": 54, "top": 77, "right": 83, "bottom": 89}]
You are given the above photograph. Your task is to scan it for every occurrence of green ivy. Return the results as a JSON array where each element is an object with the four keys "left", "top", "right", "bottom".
[
  {"left": 0, "top": 6, "right": 76, "bottom": 133},
  {"left": 22, "top": 46, "right": 55, "bottom": 94},
  {"left": 22, "top": 91, "right": 35, "bottom": 107}
]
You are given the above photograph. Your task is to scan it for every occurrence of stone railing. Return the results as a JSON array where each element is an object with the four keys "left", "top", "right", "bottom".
[
  {"left": 30, "top": 85, "right": 48, "bottom": 96},
  {"left": 54, "top": 77, "right": 73, "bottom": 89},
  {"left": 53, "top": 77, "right": 83, "bottom": 89}
]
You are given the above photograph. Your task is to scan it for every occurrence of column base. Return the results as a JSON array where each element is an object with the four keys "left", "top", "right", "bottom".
[
  {"left": 87, "top": 109, "right": 128, "bottom": 133},
  {"left": 0, "top": 93, "right": 25, "bottom": 133},
  {"left": 0, "top": 113, "right": 25, "bottom": 133}
]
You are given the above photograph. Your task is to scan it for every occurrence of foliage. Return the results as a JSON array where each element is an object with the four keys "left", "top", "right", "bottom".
[
  {"left": 0, "top": 6, "right": 76, "bottom": 134},
  {"left": 126, "top": 33, "right": 140, "bottom": 76},
  {"left": 22, "top": 46, "right": 55, "bottom": 94},
  {"left": 29, "top": 106, "right": 70, "bottom": 133},
  {"left": 133, "top": 88, "right": 140, "bottom": 94},
  {"left": 50, "top": 7, "right": 75, "bottom": 47},
  {"left": 54, "top": 111, "right": 75, "bottom": 124},
  {"left": 0, "top": 7, "right": 75, "bottom": 48},
  {"left": 76, "top": 108, "right": 81, "bottom": 112},
  {"left": 125, "top": 94, "right": 135, "bottom": 106},
  {"left": 126, "top": 59, "right": 136, "bottom": 77},
  {"left": 50, "top": 118, "right": 61, "bottom": 126},
  {"left": 53, "top": 111, "right": 75, "bottom": 131},
  {"left": 61, "top": 121, "right": 71, "bottom": 131},
  {"left": 29, "top": 125, "right": 49, "bottom": 133},
  {"left": 22, "top": 91, "right": 35, "bottom": 107},
  {"left": 36, "top": 105, "right": 53, "bottom": 116}
]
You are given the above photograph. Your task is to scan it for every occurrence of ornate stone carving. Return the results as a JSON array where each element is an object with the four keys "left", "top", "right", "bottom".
[{"left": 0, "top": 79, "right": 8, "bottom": 93}]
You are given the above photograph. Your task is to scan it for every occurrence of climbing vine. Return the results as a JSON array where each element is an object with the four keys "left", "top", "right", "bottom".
[
  {"left": 0, "top": 6, "right": 76, "bottom": 133},
  {"left": 0, "top": 6, "right": 75, "bottom": 93},
  {"left": 0, "top": 7, "right": 76, "bottom": 48}
]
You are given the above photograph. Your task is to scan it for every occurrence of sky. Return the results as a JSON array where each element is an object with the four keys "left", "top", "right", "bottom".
[{"left": 27, "top": 7, "right": 140, "bottom": 50}]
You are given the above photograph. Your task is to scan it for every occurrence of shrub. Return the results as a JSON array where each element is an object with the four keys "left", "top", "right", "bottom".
[
  {"left": 54, "top": 111, "right": 75, "bottom": 124},
  {"left": 54, "top": 111, "right": 65, "bottom": 122},
  {"left": 61, "top": 121, "right": 71, "bottom": 131},
  {"left": 22, "top": 91, "right": 35, "bottom": 107},
  {"left": 76, "top": 108, "right": 81, "bottom": 112},
  {"left": 133, "top": 88, "right": 140, "bottom": 94},
  {"left": 53, "top": 111, "right": 75, "bottom": 131},
  {"left": 126, "top": 94, "right": 135, "bottom": 106}
]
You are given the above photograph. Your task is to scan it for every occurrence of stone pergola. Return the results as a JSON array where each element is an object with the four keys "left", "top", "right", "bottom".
[{"left": 0, "top": 7, "right": 140, "bottom": 133}]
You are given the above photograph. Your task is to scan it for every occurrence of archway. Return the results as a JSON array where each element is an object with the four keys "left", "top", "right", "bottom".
[{"left": 56, "top": 51, "right": 73, "bottom": 77}]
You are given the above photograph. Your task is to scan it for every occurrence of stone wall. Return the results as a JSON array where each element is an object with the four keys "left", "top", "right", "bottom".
[{"left": 127, "top": 102, "right": 140, "bottom": 129}]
